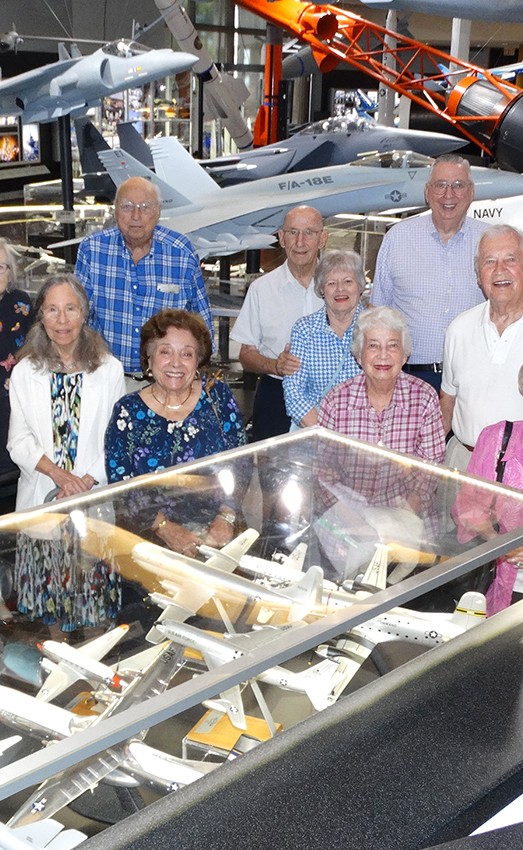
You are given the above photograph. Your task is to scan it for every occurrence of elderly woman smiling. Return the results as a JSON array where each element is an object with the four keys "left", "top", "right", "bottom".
[
  {"left": 318, "top": 306, "right": 446, "bottom": 462},
  {"left": 283, "top": 249, "right": 364, "bottom": 429}
]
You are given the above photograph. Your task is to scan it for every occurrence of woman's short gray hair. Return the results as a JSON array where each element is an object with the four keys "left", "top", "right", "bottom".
[
  {"left": 351, "top": 306, "right": 412, "bottom": 360},
  {"left": 314, "top": 249, "right": 366, "bottom": 298},
  {"left": 0, "top": 237, "right": 20, "bottom": 291}
]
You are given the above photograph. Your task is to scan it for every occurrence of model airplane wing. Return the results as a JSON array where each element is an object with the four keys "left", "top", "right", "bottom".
[{"left": 4, "top": 819, "right": 86, "bottom": 850}]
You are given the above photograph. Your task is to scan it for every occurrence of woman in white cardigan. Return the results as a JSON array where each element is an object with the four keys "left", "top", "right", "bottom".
[{"left": 7, "top": 272, "right": 125, "bottom": 631}]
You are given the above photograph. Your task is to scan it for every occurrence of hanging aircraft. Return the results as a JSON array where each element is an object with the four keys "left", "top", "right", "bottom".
[
  {"left": 358, "top": 0, "right": 523, "bottom": 23},
  {"left": 0, "top": 39, "right": 198, "bottom": 124},
  {"left": 94, "top": 139, "right": 523, "bottom": 260}
]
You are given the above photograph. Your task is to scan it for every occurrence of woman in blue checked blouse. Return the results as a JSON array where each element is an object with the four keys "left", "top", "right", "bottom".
[
  {"left": 105, "top": 309, "right": 250, "bottom": 557},
  {"left": 283, "top": 249, "right": 364, "bottom": 429}
]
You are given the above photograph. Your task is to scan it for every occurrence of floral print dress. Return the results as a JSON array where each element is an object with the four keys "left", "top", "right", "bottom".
[{"left": 15, "top": 371, "right": 121, "bottom": 631}]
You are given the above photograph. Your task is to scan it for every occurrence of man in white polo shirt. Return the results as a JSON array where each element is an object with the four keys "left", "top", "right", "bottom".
[
  {"left": 441, "top": 224, "right": 523, "bottom": 470},
  {"left": 230, "top": 205, "right": 327, "bottom": 441}
]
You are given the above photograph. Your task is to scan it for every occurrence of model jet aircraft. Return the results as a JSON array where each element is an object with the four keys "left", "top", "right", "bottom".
[
  {"left": 358, "top": 0, "right": 523, "bottom": 23},
  {"left": 74, "top": 114, "right": 467, "bottom": 199},
  {"left": 0, "top": 39, "right": 197, "bottom": 124},
  {"left": 96, "top": 140, "right": 523, "bottom": 259},
  {"left": 0, "top": 819, "right": 86, "bottom": 850}
]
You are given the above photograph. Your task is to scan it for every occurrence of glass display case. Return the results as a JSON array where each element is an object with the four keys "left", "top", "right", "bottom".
[{"left": 0, "top": 426, "right": 522, "bottom": 835}]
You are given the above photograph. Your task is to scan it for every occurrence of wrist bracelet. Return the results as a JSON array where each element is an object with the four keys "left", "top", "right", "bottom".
[
  {"left": 154, "top": 518, "right": 168, "bottom": 532},
  {"left": 217, "top": 510, "right": 236, "bottom": 527}
]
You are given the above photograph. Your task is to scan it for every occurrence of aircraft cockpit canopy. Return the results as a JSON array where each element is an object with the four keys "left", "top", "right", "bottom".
[
  {"left": 350, "top": 150, "right": 435, "bottom": 169},
  {"left": 297, "top": 116, "right": 373, "bottom": 136},
  {"left": 102, "top": 39, "right": 152, "bottom": 58}
]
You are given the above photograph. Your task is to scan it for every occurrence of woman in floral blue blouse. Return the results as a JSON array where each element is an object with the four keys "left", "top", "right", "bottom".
[
  {"left": 105, "top": 309, "right": 249, "bottom": 555},
  {"left": 0, "top": 238, "right": 33, "bottom": 481}
]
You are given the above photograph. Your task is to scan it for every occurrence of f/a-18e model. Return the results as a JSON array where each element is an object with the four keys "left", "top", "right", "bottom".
[{"left": 0, "top": 39, "right": 197, "bottom": 124}]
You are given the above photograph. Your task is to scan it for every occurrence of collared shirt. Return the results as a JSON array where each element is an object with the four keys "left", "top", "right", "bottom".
[
  {"left": 318, "top": 371, "right": 446, "bottom": 463},
  {"left": 283, "top": 304, "right": 363, "bottom": 426},
  {"left": 230, "top": 260, "right": 323, "bottom": 378},
  {"left": 372, "top": 214, "right": 487, "bottom": 363},
  {"left": 441, "top": 301, "right": 523, "bottom": 446},
  {"left": 76, "top": 225, "right": 213, "bottom": 372}
]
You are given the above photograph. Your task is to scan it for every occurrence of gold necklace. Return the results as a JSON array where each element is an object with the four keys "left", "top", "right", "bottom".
[{"left": 151, "top": 384, "right": 193, "bottom": 411}]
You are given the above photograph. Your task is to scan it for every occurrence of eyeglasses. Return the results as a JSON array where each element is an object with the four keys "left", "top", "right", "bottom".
[
  {"left": 42, "top": 305, "right": 83, "bottom": 320},
  {"left": 282, "top": 228, "right": 323, "bottom": 240},
  {"left": 428, "top": 180, "right": 471, "bottom": 196},
  {"left": 116, "top": 200, "right": 158, "bottom": 215},
  {"left": 0, "top": 263, "right": 10, "bottom": 274}
]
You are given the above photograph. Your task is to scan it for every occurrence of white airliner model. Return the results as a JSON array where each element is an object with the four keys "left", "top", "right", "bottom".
[
  {"left": 358, "top": 0, "right": 523, "bottom": 23},
  {"left": 154, "top": 617, "right": 352, "bottom": 725},
  {"left": 96, "top": 141, "right": 523, "bottom": 259},
  {"left": 0, "top": 40, "right": 197, "bottom": 124}
]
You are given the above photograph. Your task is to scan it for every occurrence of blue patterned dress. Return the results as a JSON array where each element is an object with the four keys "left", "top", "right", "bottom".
[{"left": 105, "top": 376, "right": 250, "bottom": 538}]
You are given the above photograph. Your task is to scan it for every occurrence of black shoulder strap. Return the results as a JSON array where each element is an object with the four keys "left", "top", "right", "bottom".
[{"left": 495, "top": 420, "right": 513, "bottom": 482}]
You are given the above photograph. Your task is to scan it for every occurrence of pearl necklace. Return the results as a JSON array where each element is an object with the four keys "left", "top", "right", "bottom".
[{"left": 151, "top": 385, "right": 193, "bottom": 411}]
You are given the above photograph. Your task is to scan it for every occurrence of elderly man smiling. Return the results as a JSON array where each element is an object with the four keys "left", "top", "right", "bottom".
[{"left": 441, "top": 224, "right": 523, "bottom": 470}]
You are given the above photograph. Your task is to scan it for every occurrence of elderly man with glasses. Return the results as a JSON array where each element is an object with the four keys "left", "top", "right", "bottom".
[
  {"left": 76, "top": 176, "right": 213, "bottom": 390},
  {"left": 371, "top": 153, "right": 487, "bottom": 392},
  {"left": 230, "top": 204, "right": 328, "bottom": 440}
]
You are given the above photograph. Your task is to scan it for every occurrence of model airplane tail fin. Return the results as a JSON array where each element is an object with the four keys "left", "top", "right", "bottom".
[
  {"left": 98, "top": 147, "right": 194, "bottom": 210},
  {"left": 116, "top": 122, "right": 155, "bottom": 168},
  {"left": 357, "top": 543, "right": 389, "bottom": 592},
  {"left": 296, "top": 657, "right": 351, "bottom": 711},
  {"left": 149, "top": 136, "right": 220, "bottom": 201},
  {"left": 279, "top": 565, "right": 324, "bottom": 622},
  {"left": 450, "top": 592, "right": 487, "bottom": 631},
  {"left": 282, "top": 542, "right": 308, "bottom": 572}
]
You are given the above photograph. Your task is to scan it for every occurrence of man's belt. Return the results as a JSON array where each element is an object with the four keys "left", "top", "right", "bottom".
[
  {"left": 124, "top": 372, "right": 147, "bottom": 381},
  {"left": 404, "top": 362, "right": 443, "bottom": 374}
]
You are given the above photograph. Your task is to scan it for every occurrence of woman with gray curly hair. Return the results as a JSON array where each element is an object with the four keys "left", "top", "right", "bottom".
[
  {"left": 318, "top": 305, "right": 445, "bottom": 462},
  {"left": 283, "top": 249, "right": 365, "bottom": 428}
]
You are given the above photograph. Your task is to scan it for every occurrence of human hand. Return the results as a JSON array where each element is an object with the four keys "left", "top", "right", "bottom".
[
  {"left": 153, "top": 514, "right": 203, "bottom": 557},
  {"left": 506, "top": 546, "right": 523, "bottom": 567},
  {"left": 53, "top": 469, "right": 91, "bottom": 499},
  {"left": 276, "top": 343, "right": 301, "bottom": 377},
  {"left": 205, "top": 513, "right": 235, "bottom": 548}
]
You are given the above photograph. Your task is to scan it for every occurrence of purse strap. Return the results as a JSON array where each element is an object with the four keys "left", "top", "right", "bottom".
[{"left": 495, "top": 420, "right": 513, "bottom": 482}]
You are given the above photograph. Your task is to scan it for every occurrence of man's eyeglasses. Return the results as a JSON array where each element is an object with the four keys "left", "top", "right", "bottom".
[
  {"left": 0, "top": 263, "right": 10, "bottom": 274},
  {"left": 282, "top": 228, "right": 322, "bottom": 240},
  {"left": 117, "top": 200, "right": 158, "bottom": 215},
  {"left": 428, "top": 180, "right": 471, "bottom": 196}
]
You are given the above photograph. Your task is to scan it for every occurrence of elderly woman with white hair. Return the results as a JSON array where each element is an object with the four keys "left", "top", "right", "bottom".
[
  {"left": 318, "top": 306, "right": 446, "bottom": 462},
  {"left": 283, "top": 249, "right": 364, "bottom": 429}
]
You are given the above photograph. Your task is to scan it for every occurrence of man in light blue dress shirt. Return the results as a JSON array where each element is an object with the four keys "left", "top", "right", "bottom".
[{"left": 371, "top": 154, "right": 488, "bottom": 392}]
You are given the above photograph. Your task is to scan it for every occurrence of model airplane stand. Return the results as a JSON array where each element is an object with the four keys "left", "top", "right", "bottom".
[
  {"left": 80, "top": 600, "right": 523, "bottom": 850},
  {"left": 182, "top": 709, "right": 282, "bottom": 762}
]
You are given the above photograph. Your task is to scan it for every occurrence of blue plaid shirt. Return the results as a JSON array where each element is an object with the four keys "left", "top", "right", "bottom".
[
  {"left": 75, "top": 225, "right": 214, "bottom": 372},
  {"left": 284, "top": 304, "right": 363, "bottom": 426}
]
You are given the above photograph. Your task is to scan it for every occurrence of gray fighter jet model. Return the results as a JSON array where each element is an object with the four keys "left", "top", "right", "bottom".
[
  {"left": 358, "top": 0, "right": 523, "bottom": 23},
  {"left": 0, "top": 39, "right": 197, "bottom": 124},
  {"left": 97, "top": 140, "right": 523, "bottom": 259}
]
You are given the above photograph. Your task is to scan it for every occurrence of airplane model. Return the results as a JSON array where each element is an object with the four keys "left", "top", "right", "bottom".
[
  {"left": 75, "top": 114, "right": 467, "bottom": 194},
  {"left": 96, "top": 140, "right": 523, "bottom": 259},
  {"left": 0, "top": 39, "right": 198, "bottom": 124},
  {"left": 0, "top": 819, "right": 86, "bottom": 850},
  {"left": 358, "top": 0, "right": 523, "bottom": 23}
]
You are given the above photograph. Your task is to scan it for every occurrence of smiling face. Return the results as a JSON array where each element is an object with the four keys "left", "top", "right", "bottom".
[
  {"left": 41, "top": 283, "right": 84, "bottom": 358},
  {"left": 478, "top": 230, "right": 523, "bottom": 313},
  {"left": 359, "top": 324, "right": 407, "bottom": 387},
  {"left": 322, "top": 265, "right": 362, "bottom": 321},
  {"left": 148, "top": 326, "right": 199, "bottom": 397},
  {"left": 425, "top": 160, "right": 474, "bottom": 236}
]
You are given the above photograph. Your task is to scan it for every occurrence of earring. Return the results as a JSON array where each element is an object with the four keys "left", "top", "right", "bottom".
[
  {"left": 145, "top": 367, "right": 153, "bottom": 378},
  {"left": 195, "top": 369, "right": 201, "bottom": 380}
]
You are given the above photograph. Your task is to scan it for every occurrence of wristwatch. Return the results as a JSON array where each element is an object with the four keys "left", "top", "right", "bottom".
[{"left": 218, "top": 510, "right": 236, "bottom": 527}]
